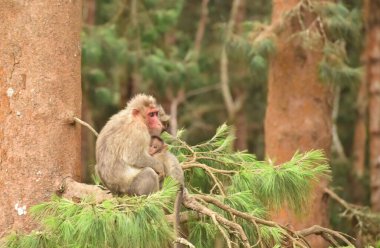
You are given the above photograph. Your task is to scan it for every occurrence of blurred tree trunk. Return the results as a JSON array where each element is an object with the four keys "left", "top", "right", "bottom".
[
  {"left": 119, "top": 73, "right": 138, "bottom": 108},
  {"left": 352, "top": 78, "right": 368, "bottom": 178},
  {"left": 233, "top": 0, "right": 248, "bottom": 151},
  {"left": 220, "top": 0, "right": 248, "bottom": 150},
  {"left": 82, "top": 0, "right": 96, "bottom": 182},
  {"left": 81, "top": 94, "right": 96, "bottom": 182},
  {"left": 265, "top": 0, "right": 333, "bottom": 247},
  {"left": 84, "top": 0, "right": 96, "bottom": 25},
  {"left": 0, "top": 0, "right": 82, "bottom": 236},
  {"left": 234, "top": 108, "right": 248, "bottom": 151},
  {"left": 364, "top": 0, "right": 380, "bottom": 212}
]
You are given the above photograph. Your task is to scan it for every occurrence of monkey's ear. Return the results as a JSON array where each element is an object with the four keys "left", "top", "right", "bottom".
[{"left": 132, "top": 109, "right": 140, "bottom": 116}]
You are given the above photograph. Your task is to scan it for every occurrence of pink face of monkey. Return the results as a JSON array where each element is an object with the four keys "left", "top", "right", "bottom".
[{"left": 146, "top": 107, "right": 163, "bottom": 136}]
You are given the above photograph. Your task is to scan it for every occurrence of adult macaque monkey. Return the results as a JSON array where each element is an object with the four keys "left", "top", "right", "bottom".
[{"left": 95, "top": 94, "right": 165, "bottom": 196}]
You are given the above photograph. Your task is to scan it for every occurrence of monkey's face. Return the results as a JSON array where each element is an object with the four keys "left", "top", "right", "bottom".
[
  {"left": 149, "top": 140, "right": 162, "bottom": 155},
  {"left": 146, "top": 107, "right": 163, "bottom": 136}
]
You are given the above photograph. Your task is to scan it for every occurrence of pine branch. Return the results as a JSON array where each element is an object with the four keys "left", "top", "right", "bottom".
[
  {"left": 57, "top": 177, "right": 112, "bottom": 203},
  {"left": 182, "top": 192, "right": 251, "bottom": 248},
  {"left": 2, "top": 125, "right": 348, "bottom": 248},
  {"left": 324, "top": 187, "right": 380, "bottom": 240}
]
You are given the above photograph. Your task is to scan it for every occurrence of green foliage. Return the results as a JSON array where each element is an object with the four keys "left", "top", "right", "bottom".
[
  {"left": 314, "top": 2, "right": 361, "bottom": 43},
  {"left": 315, "top": 1, "right": 362, "bottom": 86},
  {"left": 253, "top": 151, "right": 330, "bottom": 212},
  {"left": 283, "top": 1, "right": 362, "bottom": 86},
  {"left": 319, "top": 41, "right": 362, "bottom": 86},
  {"left": 3, "top": 125, "right": 331, "bottom": 248},
  {"left": 4, "top": 179, "right": 178, "bottom": 248},
  {"left": 164, "top": 124, "right": 330, "bottom": 246},
  {"left": 82, "top": 26, "right": 128, "bottom": 67}
]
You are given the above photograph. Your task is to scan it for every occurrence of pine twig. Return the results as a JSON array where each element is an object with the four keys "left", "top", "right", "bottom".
[
  {"left": 190, "top": 193, "right": 354, "bottom": 247},
  {"left": 296, "top": 225, "right": 354, "bottom": 247},
  {"left": 174, "top": 237, "right": 195, "bottom": 248},
  {"left": 211, "top": 213, "right": 233, "bottom": 248},
  {"left": 192, "top": 194, "right": 308, "bottom": 248},
  {"left": 183, "top": 193, "right": 251, "bottom": 248},
  {"left": 182, "top": 163, "right": 236, "bottom": 175},
  {"left": 182, "top": 162, "right": 227, "bottom": 196}
]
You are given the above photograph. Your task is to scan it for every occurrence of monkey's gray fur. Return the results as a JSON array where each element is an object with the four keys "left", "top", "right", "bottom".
[{"left": 95, "top": 94, "right": 164, "bottom": 196}]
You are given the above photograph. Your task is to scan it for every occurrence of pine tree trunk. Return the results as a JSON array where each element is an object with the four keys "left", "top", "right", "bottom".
[
  {"left": 265, "top": 0, "right": 333, "bottom": 247},
  {"left": 365, "top": 0, "right": 380, "bottom": 212},
  {"left": 0, "top": 0, "right": 82, "bottom": 236}
]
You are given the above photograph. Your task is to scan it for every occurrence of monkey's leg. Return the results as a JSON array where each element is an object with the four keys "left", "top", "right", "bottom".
[{"left": 128, "top": 167, "right": 159, "bottom": 196}]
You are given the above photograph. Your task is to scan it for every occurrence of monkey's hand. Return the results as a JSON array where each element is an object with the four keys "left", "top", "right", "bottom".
[{"left": 152, "top": 160, "right": 165, "bottom": 180}]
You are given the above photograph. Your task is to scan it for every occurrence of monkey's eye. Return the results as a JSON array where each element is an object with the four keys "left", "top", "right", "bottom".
[{"left": 149, "top": 112, "right": 158, "bottom": 117}]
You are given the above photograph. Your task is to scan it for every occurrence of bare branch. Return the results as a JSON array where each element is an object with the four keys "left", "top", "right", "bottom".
[
  {"left": 58, "top": 177, "right": 111, "bottom": 203},
  {"left": 296, "top": 225, "right": 354, "bottom": 247},
  {"left": 72, "top": 117, "right": 99, "bottom": 137}
]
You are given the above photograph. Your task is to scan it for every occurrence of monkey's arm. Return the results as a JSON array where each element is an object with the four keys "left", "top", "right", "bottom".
[{"left": 133, "top": 151, "right": 165, "bottom": 177}]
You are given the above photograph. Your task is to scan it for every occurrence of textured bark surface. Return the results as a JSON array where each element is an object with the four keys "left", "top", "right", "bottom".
[
  {"left": 365, "top": 0, "right": 380, "bottom": 212},
  {"left": 265, "top": 0, "right": 333, "bottom": 247},
  {"left": 0, "top": 0, "right": 82, "bottom": 236}
]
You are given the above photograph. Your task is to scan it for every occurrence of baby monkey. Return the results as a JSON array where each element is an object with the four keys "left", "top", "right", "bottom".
[
  {"left": 149, "top": 136, "right": 184, "bottom": 186},
  {"left": 149, "top": 136, "right": 185, "bottom": 248}
]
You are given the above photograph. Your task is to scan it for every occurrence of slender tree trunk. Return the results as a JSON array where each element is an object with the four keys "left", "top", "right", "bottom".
[
  {"left": 170, "top": 99, "right": 179, "bottom": 136},
  {"left": 0, "top": 0, "right": 82, "bottom": 236},
  {"left": 365, "top": 0, "right": 380, "bottom": 212},
  {"left": 193, "top": 0, "right": 209, "bottom": 60},
  {"left": 234, "top": 107, "right": 248, "bottom": 151},
  {"left": 352, "top": 78, "right": 368, "bottom": 178},
  {"left": 168, "top": 89, "right": 185, "bottom": 136},
  {"left": 265, "top": 1, "right": 333, "bottom": 247},
  {"left": 331, "top": 87, "right": 347, "bottom": 161},
  {"left": 83, "top": 0, "right": 96, "bottom": 25}
]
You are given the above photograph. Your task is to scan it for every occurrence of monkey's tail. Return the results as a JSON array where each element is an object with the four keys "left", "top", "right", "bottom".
[{"left": 173, "top": 186, "right": 184, "bottom": 248}]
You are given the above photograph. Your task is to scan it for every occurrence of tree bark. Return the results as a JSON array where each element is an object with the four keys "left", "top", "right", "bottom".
[
  {"left": 365, "top": 0, "right": 380, "bottom": 212},
  {"left": 265, "top": 0, "right": 333, "bottom": 247},
  {"left": 0, "top": 0, "right": 82, "bottom": 236}
]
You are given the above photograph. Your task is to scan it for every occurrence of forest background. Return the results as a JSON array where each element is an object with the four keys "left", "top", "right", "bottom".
[
  {"left": 82, "top": 0, "right": 377, "bottom": 239},
  {"left": 1, "top": 0, "right": 380, "bottom": 247}
]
